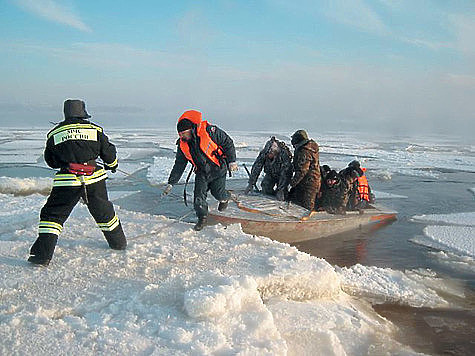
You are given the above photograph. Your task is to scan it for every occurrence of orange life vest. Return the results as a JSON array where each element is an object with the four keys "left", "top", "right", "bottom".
[
  {"left": 357, "top": 174, "right": 370, "bottom": 202},
  {"left": 178, "top": 110, "right": 223, "bottom": 168}
]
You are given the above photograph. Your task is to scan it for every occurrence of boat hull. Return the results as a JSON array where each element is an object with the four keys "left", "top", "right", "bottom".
[{"left": 208, "top": 194, "right": 397, "bottom": 243}]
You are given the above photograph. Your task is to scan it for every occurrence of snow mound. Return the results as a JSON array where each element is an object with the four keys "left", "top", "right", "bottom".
[
  {"left": 337, "top": 264, "right": 449, "bottom": 308},
  {"left": 0, "top": 177, "right": 52, "bottom": 196}
]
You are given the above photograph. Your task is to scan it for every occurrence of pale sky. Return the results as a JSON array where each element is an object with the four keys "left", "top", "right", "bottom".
[{"left": 1, "top": 0, "right": 474, "bottom": 137}]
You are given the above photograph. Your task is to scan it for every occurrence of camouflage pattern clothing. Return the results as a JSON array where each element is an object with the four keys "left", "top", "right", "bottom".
[
  {"left": 289, "top": 139, "right": 321, "bottom": 210},
  {"left": 247, "top": 138, "right": 293, "bottom": 199},
  {"left": 339, "top": 161, "right": 374, "bottom": 210},
  {"left": 318, "top": 170, "right": 351, "bottom": 214}
]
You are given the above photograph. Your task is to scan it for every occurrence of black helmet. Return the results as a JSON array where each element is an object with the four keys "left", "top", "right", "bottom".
[
  {"left": 291, "top": 130, "right": 308, "bottom": 146},
  {"left": 63, "top": 99, "right": 91, "bottom": 119},
  {"left": 348, "top": 160, "right": 360, "bottom": 169}
]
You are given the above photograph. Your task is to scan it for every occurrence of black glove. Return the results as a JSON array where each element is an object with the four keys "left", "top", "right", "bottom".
[{"left": 105, "top": 165, "right": 117, "bottom": 173}]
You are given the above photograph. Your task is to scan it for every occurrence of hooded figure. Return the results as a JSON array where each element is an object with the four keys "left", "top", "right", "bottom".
[
  {"left": 28, "top": 99, "right": 126, "bottom": 266},
  {"left": 63, "top": 99, "right": 91, "bottom": 119},
  {"left": 318, "top": 169, "right": 351, "bottom": 214},
  {"left": 163, "top": 110, "right": 237, "bottom": 231},
  {"left": 245, "top": 137, "right": 293, "bottom": 201},
  {"left": 288, "top": 129, "right": 321, "bottom": 210}
]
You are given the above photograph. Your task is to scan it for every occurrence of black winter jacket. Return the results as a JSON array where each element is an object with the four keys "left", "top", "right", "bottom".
[{"left": 44, "top": 118, "right": 118, "bottom": 171}]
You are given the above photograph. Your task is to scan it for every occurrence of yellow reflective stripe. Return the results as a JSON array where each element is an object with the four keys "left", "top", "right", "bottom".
[
  {"left": 104, "top": 158, "right": 118, "bottom": 168},
  {"left": 97, "top": 215, "right": 119, "bottom": 231},
  {"left": 52, "top": 169, "right": 108, "bottom": 187},
  {"left": 84, "top": 170, "right": 108, "bottom": 185},
  {"left": 39, "top": 221, "right": 63, "bottom": 230},
  {"left": 97, "top": 214, "right": 118, "bottom": 227},
  {"left": 39, "top": 221, "right": 62, "bottom": 235},
  {"left": 53, "top": 181, "right": 83, "bottom": 187},
  {"left": 48, "top": 123, "right": 102, "bottom": 139}
]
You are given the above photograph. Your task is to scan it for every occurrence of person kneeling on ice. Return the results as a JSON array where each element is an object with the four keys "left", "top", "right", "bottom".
[
  {"left": 162, "top": 110, "right": 237, "bottom": 231},
  {"left": 28, "top": 99, "right": 127, "bottom": 266},
  {"left": 244, "top": 137, "right": 293, "bottom": 201}
]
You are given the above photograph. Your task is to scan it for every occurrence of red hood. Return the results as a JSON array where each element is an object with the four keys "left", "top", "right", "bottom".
[{"left": 178, "top": 110, "right": 202, "bottom": 125}]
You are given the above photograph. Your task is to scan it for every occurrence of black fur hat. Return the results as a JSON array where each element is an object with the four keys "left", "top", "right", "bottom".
[{"left": 63, "top": 99, "right": 91, "bottom": 119}]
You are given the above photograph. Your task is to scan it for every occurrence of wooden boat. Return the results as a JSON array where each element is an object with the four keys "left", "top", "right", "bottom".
[{"left": 208, "top": 193, "right": 397, "bottom": 243}]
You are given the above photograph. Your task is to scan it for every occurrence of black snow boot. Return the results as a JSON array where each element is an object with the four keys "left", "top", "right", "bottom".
[
  {"left": 194, "top": 216, "right": 207, "bottom": 231},
  {"left": 28, "top": 234, "right": 57, "bottom": 266},
  {"left": 104, "top": 224, "right": 127, "bottom": 250},
  {"left": 28, "top": 255, "right": 51, "bottom": 266},
  {"left": 218, "top": 200, "right": 229, "bottom": 212}
]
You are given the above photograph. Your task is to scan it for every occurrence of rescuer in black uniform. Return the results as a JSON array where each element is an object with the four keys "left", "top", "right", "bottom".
[{"left": 28, "top": 99, "right": 127, "bottom": 266}]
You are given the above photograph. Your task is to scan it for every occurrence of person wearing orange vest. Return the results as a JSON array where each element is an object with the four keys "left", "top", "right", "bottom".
[
  {"left": 340, "top": 160, "right": 374, "bottom": 210},
  {"left": 163, "top": 110, "right": 237, "bottom": 231}
]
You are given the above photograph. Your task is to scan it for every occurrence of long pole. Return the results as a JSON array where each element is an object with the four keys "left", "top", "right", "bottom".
[{"left": 242, "top": 163, "right": 259, "bottom": 192}]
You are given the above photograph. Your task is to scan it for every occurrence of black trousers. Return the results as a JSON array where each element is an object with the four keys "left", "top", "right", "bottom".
[
  {"left": 193, "top": 173, "right": 230, "bottom": 219},
  {"left": 29, "top": 179, "right": 126, "bottom": 260}
]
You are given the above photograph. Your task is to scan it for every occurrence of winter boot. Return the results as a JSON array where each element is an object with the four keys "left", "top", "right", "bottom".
[
  {"left": 28, "top": 234, "right": 57, "bottom": 266},
  {"left": 27, "top": 255, "right": 51, "bottom": 266},
  {"left": 194, "top": 216, "right": 207, "bottom": 231},
  {"left": 104, "top": 224, "right": 127, "bottom": 250},
  {"left": 218, "top": 200, "right": 229, "bottom": 212}
]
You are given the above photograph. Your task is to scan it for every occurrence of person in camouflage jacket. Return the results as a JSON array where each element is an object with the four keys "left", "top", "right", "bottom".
[
  {"left": 288, "top": 130, "right": 321, "bottom": 210},
  {"left": 244, "top": 137, "right": 293, "bottom": 201}
]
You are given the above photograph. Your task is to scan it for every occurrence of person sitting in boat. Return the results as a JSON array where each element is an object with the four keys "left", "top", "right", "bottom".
[
  {"left": 288, "top": 129, "right": 321, "bottom": 211},
  {"left": 244, "top": 137, "right": 293, "bottom": 201},
  {"left": 318, "top": 169, "right": 351, "bottom": 214},
  {"left": 340, "top": 160, "right": 374, "bottom": 210},
  {"left": 321, "top": 164, "right": 331, "bottom": 180}
]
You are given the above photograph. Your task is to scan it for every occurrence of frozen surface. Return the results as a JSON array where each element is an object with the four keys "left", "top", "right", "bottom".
[
  {"left": 413, "top": 212, "right": 475, "bottom": 227},
  {"left": 1, "top": 128, "right": 474, "bottom": 354},
  {"left": 0, "top": 177, "right": 51, "bottom": 196},
  {"left": 411, "top": 211, "right": 475, "bottom": 271},
  {"left": 372, "top": 190, "right": 408, "bottom": 199},
  {"left": 0, "top": 192, "right": 447, "bottom": 355}
]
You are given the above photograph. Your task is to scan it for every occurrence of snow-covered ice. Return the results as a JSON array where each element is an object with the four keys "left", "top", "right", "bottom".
[
  {"left": 0, "top": 190, "right": 450, "bottom": 355},
  {"left": 411, "top": 210, "right": 475, "bottom": 272},
  {"left": 1, "top": 128, "right": 474, "bottom": 355}
]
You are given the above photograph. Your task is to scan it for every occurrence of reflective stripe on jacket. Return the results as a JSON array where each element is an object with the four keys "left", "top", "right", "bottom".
[{"left": 52, "top": 168, "right": 108, "bottom": 187}]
